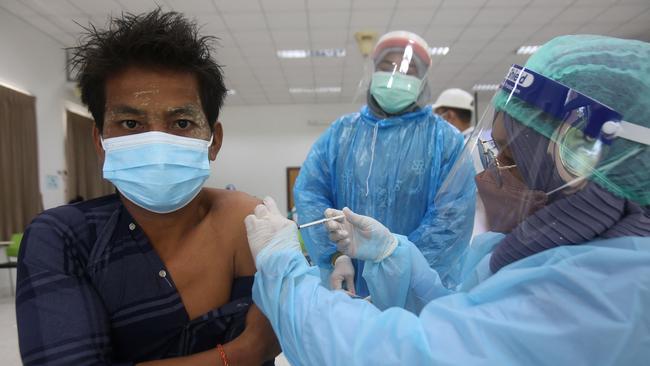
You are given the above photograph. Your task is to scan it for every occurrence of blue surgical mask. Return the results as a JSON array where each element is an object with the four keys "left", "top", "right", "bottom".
[
  {"left": 101, "top": 131, "right": 212, "bottom": 214},
  {"left": 370, "top": 71, "right": 423, "bottom": 114}
]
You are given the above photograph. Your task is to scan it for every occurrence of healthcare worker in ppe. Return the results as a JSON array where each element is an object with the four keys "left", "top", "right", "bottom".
[
  {"left": 245, "top": 35, "right": 650, "bottom": 365},
  {"left": 432, "top": 88, "right": 475, "bottom": 140},
  {"left": 294, "top": 31, "right": 475, "bottom": 295}
]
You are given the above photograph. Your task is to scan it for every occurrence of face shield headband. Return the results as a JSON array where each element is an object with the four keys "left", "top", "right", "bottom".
[{"left": 501, "top": 64, "right": 650, "bottom": 147}]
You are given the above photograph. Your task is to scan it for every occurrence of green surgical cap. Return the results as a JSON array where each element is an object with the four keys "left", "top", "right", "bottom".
[{"left": 493, "top": 35, "right": 650, "bottom": 205}]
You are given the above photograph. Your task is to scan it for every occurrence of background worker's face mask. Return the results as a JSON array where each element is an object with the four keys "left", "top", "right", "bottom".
[
  {"left": 370, "top": 71, "right": 422, "bottom": 114},
  {"left": 102, "top": 131, "right": 212, "bottom": 214}
]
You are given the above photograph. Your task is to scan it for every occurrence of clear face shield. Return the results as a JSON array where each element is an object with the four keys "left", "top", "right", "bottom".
[
  {"left": 355, "top": 32, "right": 432, "bottom": 113},
  {"left": 435, "top": 64, "right": 650, "bottom": 285},
  {"left": 468, "top": 64, "right": 650, "bottom": 232}
]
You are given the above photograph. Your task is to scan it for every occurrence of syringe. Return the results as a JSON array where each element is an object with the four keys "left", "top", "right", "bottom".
[{"left": 297, "top": 215, "right": 345, "bottom": 229}]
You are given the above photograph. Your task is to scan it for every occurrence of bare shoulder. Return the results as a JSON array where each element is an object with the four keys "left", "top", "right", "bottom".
[
  {"left": 209, "top": 189, "right": 261, "bottom": 216},
  {"left": 204, "top": 188, "right": 260, "bottom": 276}
]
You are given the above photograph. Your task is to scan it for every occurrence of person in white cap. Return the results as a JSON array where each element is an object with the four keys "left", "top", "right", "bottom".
[
  {"left": 433, "top": 88, "right": 475, "bottom": 139},
  {"left": 293, "top": 31, "right": 475, "bottom": 296}
]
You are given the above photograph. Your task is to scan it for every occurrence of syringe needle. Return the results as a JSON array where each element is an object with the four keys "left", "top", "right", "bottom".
[{"left": 298, "top": 215, "right": 345, "bottom": 229}]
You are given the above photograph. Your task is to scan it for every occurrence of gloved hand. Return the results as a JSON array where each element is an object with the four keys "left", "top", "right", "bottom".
[
  {"left": 245, "top": 196, "right": 300, "bottom": 263},
  {"left": 324, "top": 207, "right": 398, "bottom": 262},
  {"left": 329, "top": 255, "right": 356, "bottom": 294}
]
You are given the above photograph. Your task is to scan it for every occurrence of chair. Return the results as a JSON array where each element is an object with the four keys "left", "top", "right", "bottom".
[{"left": 0, "top": 233, "right": 22, "bottom": 295}]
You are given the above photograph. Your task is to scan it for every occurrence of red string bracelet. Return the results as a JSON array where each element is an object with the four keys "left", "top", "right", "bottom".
[{"left": 217, "top": 344, "right": 229, "bottom": 366}]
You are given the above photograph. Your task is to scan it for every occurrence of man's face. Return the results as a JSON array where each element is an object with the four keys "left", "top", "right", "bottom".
[
  {"left": 93, "top": 65, "right": 222, "bottom": 161},
  {"left": 436, "top": 107, "right": 467, "bottom": 132},
  {"left": 375, "top": 51, "right": 419, "bottom": 77},
  {"left": 435, "top": 107, "right": 452, "bottom": 122}
]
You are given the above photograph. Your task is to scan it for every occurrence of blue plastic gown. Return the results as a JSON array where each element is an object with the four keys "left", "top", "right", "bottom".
[
  {"left": 294, "top": 105, "right": 475, "bottom": 293},
  {"left": 253, "top": 233, "right": 650, "bottom": 365}
]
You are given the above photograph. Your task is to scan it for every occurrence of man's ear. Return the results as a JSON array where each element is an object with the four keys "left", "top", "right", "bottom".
[
  {"left": 92, "top": 125, "right": 105, "bottom": 165},
  {"left": 209, "top": 122, "right": 223, "bottom": 161}
]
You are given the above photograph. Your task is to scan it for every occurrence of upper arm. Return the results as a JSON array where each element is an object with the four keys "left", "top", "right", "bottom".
[
  {"left": 230, "top": 192, "right": 262, "bottom": 277},
  {"left": 16, "top": 210, "right": 119, "bottom": 365}
]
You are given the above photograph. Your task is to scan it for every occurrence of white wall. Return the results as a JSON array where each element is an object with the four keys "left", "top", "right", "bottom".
[
  {"left": 208, "top": 103, "right": 361, "bottom": 215},
  {"left": 0, "top": 7, "right": 75, "bottom": 211}
]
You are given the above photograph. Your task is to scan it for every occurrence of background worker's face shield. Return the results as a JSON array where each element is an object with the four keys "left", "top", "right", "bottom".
[
  {"left": 355, "top": 31, "right": 432, "bottom": 113},
  {"left": 433, "top": 64, "right": 650, "bottom": 284}
]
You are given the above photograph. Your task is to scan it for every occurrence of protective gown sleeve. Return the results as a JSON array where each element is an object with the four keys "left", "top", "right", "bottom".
[
  {"left": 363, "top": 233, "right": 506, "bottom": 312},
  {"left": 293, "top": 126, "right": 337, "bottom": 269},
  {"left": 363, "top": 235, "right": 451, "bottom": 313},
  {"left": 407, "top": 129, "right": 476, "bottom": 285},
  {"left": 253, "top": 235, "right": 648, "bottom": 365}
]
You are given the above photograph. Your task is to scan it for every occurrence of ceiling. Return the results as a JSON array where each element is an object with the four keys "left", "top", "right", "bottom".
[{"left": 2, "top": 0, "right": 650, "bottom": 106}]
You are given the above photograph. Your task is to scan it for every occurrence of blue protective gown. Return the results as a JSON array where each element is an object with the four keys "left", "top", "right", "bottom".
[
  {"left": 253, "top": 233, "right": 650, "bottom": 365},
  {"left": 294, "top": 105, "right": 475, "bottom": 293}
]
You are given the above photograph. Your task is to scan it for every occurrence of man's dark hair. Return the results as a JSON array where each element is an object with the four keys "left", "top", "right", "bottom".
[{"left": 70, "top": 9, "right": 226, "bottom": 131}]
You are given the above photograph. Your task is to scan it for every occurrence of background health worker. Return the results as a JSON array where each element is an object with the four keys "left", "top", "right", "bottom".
[{"left": 293, "top": 30, "right": 475, "bottom": 294}]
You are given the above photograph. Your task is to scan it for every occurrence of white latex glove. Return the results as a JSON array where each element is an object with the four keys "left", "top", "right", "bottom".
[
  {"left": 329, "top": 255, "right": 356, "bottom": 294},
  {"left": 324, "top": 207, "right": 398, "bottom": 262},
  {"left": 244, "top": 196, "right": 300, "bottom": 264}
]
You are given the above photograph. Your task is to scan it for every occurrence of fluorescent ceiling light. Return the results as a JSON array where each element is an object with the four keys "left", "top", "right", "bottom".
[
  {"left": 516, "top": 45, "right": 541, "bottom": 55},
  {"left": 277, "top": 48, "right": 346, "bottom": 59},
  {"left": 289, "top": 87, "right": 341, "bottom": 94},
  {"left": 277, "top": 49, "right": 310, "bottom": 58},
  {"left": 472, "top": 84, "right": 500, "bottom": 91},
  {"left": 311, "top": 49, "right": 346, "bottom": 57},
  {"left": 226, "top": 89, "right": 236, "bottom": 95},
  {"left": 429, "top": 46, "right": 450, "bottom": 56}
]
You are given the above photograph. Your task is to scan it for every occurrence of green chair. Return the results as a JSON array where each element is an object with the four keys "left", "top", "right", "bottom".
[{"left": 0, "top": 233, "right": 22, "bottom": 295}]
